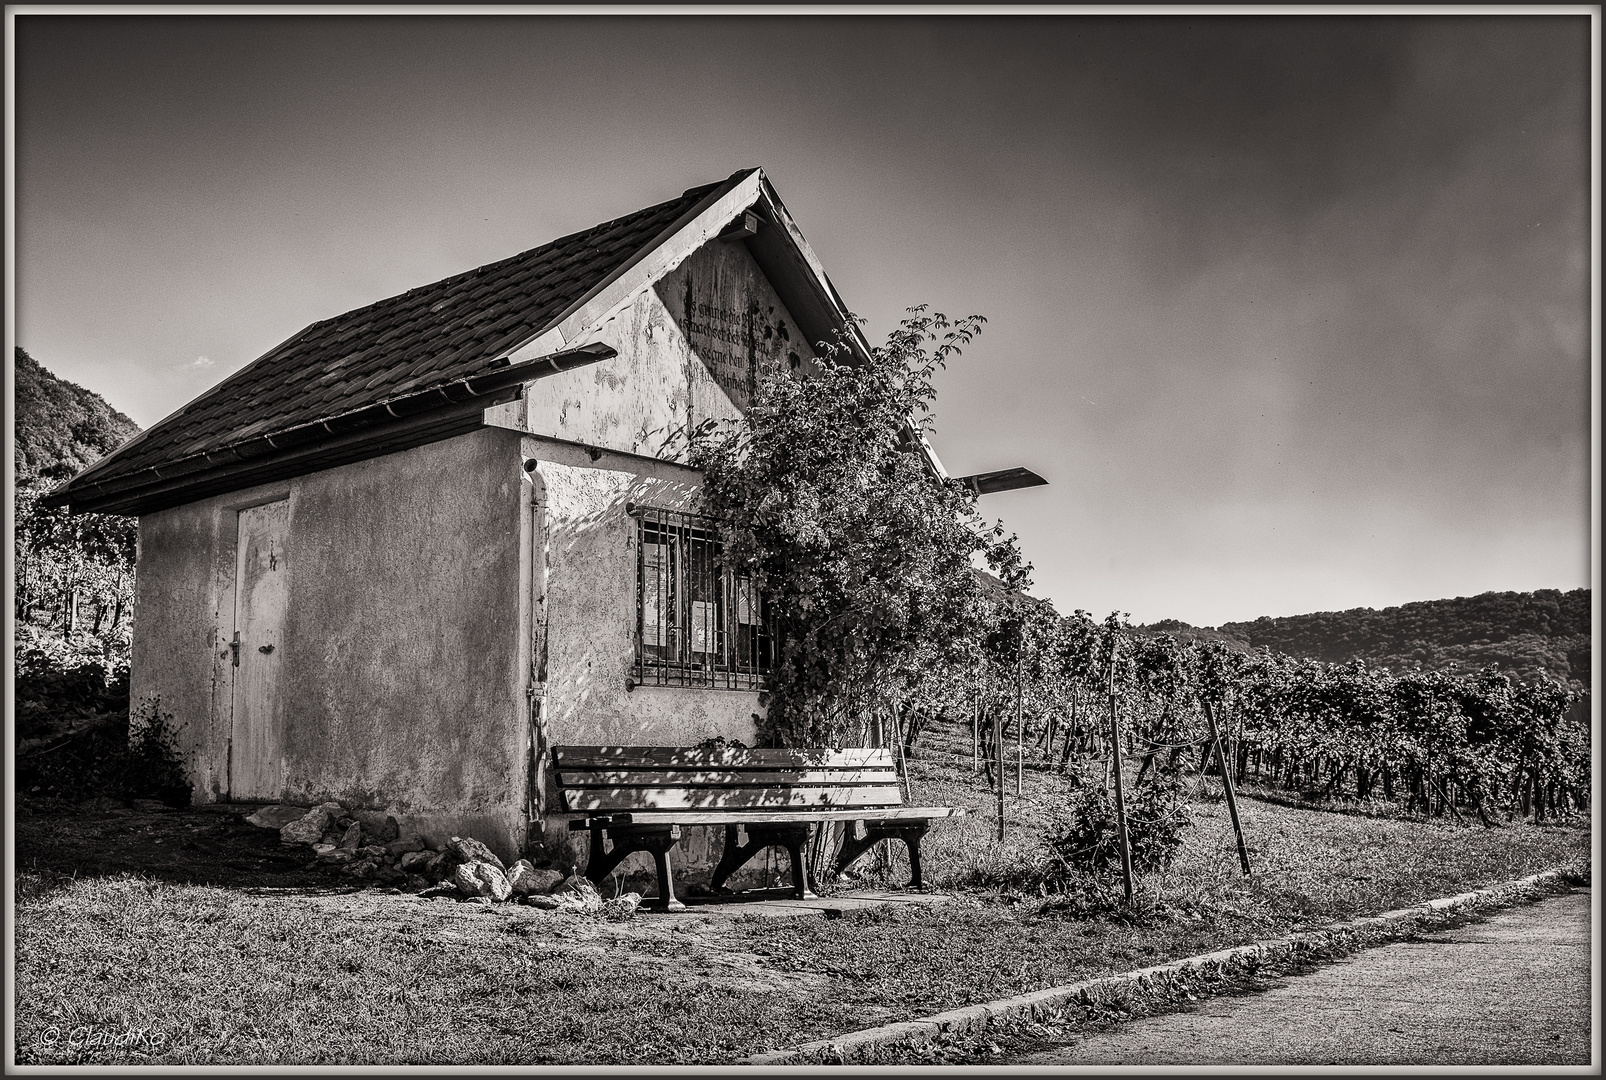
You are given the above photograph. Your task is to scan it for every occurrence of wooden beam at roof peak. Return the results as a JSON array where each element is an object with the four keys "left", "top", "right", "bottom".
[
  {"left": 718, "top": 211, "right": 762, "bottom": 242},
  {"left": 955, "top": 467, "right": 1049, "bottom": 495}
]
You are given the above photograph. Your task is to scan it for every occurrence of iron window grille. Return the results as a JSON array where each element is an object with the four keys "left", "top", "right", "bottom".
[{"left": 630, "top": 504, "right": 772, "bottom": 690}]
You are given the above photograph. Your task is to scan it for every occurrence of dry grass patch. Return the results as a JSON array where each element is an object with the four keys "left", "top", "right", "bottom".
[{"left": 13, "top": 718, "right": 1589, "bottom": 1065}]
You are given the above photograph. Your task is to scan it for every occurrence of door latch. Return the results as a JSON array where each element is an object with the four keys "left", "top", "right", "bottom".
[
  {"left": 258, "top": 644, "right": 274, "bottom": 654},
  {"left": 230, "top": 631, "right": 241, "bottom": 667}
]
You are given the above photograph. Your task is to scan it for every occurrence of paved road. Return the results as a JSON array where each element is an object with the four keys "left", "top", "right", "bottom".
[{"left": 1015, "top": 890, "right": 1595, "bottom": 1067}]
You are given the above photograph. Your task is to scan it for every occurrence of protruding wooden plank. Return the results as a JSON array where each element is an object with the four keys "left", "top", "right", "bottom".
[{"left": 564, "top": 806, "right": 967, "bottom": 829}]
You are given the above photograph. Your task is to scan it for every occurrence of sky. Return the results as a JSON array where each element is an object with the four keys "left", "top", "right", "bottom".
[{"left": 10, "top": 11, "right": 1596, "bottom": 626}]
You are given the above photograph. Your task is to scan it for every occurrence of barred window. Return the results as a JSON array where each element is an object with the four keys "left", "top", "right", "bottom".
[{"left": 631, "top": 505, "right": 772, "bottom": 690}]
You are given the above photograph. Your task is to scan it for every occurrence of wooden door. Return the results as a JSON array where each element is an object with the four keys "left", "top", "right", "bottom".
[{"left": 229, "top": 499, "right": 290, "bottom": 800}]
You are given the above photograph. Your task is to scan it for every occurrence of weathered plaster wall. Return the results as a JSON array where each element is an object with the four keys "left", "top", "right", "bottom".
[
  {"left": 513, "top": 238, "right": 818, "bottom": 459},
  {"left": 129, "top": 239, "right": 814, "bottom": 880},
  {"left": 508, "top": 240, "right": 811, "bottom": 888},
  {"left": 655, "top": 237, "right": 819, "bottom": 413},
  {"left": 131, "top": 484, "right": 253, "bottom": 802},
  {"left": 532, "top": 453, "right": 760, "bottom": 748},
  {"left": 131, "top": 428, "right": 531, "bottom": 858}
]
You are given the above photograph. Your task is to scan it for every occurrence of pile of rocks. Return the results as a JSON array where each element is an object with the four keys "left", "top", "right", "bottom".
[{"left": 246, "top": 803, "right": 643, "bottom": 918}]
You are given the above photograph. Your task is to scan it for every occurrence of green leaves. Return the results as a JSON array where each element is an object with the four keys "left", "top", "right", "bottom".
[{"left": 691, "top": 309, "right": 1016, "bottom": 747}]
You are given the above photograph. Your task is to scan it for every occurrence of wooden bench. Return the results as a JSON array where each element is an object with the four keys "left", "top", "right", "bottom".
[{"left": 554, "top": 745, "right": 965, "bottom": 911}]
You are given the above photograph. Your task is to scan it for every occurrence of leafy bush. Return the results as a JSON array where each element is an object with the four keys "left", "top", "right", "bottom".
[
  {"left": 18, "top": 701, "right": 191, "bottom": 808},
  {"left": 123, "top": 703, "right": 193, "bottom": 806},
  {"left": 15, "top": 631, "right": 130, "bottom": 742},
  {"left": 16, "top": 631, "right": 190, "bottom": 807},
  {"left": 1045, "top": 767, "right": 1192, "bottom": 882},
  {"left": 691, "top": 308, "right": 1024, "bottom": 748},
  {"left": 950, "top": 764, "right": 1193, "bottom": 910}
]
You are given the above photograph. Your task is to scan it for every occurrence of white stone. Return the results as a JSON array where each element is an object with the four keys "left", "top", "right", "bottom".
[
  {"left": 448, "top": 835, "right": 506, "bottom": 872},
  {"left": 550, "top": 875, "right": 604, "bottom": 913},
  {"left": 398, "top": 850, "right": 434, "bottom": 872},
  {"left": 279, "top": 808, "right": 331, "bottom": 846},
  {"left": 507, "top": 860, "right": 567, "bottom": 896},
  {"left": 246, "top": 805, "right": 308, "bottom": 830},
  {"left": 455, "top": 861, "right": 513, "bottom": 902}
]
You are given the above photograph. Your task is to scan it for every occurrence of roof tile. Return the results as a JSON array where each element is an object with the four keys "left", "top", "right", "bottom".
[{"left": 75, "top": 178, "right": 724, "bottom": 490}]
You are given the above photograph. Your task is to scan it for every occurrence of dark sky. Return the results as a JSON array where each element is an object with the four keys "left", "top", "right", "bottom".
[{"left": 11, "top": 13, "right": 1594, "bottom": 624}]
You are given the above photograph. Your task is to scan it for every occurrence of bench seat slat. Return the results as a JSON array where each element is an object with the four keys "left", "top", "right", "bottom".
[
  {"left": 562, "top": 784, "right": 906, "bottom": 812},
  {"left": 557, "top": 768, "right": 899, "bottom": 787},
  {"left": 564, "top": 806, "right": 967, "bottom": 829},
  {"left": 555, "top": 746, "right": 894, "bottom": 769}
]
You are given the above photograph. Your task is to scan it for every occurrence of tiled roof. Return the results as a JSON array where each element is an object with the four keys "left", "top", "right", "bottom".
[{"left": 71, "top": 178, "right": 728, "bottom": 492}]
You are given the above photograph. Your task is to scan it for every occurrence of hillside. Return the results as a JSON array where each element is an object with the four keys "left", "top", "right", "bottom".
[
  {"left": 13, "top": 346, "right": 141, "bottom": 483},
  {"left": 1145, "top": 589, "right": 1591, "bottom": 687}
]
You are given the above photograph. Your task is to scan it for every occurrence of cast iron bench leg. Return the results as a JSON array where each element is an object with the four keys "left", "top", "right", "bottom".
[
  {"left": 711, "top": 825, "right": 755, "bottom": 894},
  {"left": 585, "top": 829, "right": 630, "bottom": 882},
  {"left": 711, "top": 823, "right": 817, "bottom": 899},
  {"left": 832, "top": 820, "right": 932, "bottom": 889},
  {"left": 644, "top": 833, "right": 685, "bottom": 912},
  {"left": 583, "top": 825, "right": 685, "bottom": 911},
  {"left": 904, "top": 823, "right": 927, "bottom": 889}
]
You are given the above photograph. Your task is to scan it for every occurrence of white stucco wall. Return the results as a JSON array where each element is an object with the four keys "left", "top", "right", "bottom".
[
  {"left": 131, "top": 427, "right": 532, "bottom": 858},
  {"left": 533, "top": 454, "right": 762, "bottom": 749}
]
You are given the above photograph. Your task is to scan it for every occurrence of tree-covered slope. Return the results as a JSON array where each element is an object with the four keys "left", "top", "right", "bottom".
[
  {"left": 14, "top": 347, "right": 141, "bottom": 482},
  {"left": 13, "top": 347, "right": 142, "bottom": 643},
  {"left": 1146, "top": 589, "right": 1591, "bottom": 687}
]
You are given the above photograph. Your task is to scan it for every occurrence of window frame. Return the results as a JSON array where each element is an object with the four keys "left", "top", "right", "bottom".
[{"left": 630, "top": 504, "right": 771, "bottom": 691}]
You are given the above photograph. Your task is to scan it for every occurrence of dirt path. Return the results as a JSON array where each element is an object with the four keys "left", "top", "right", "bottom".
[{"left": 1013, "top": 889, "right": 1595, "bottom": 1067}]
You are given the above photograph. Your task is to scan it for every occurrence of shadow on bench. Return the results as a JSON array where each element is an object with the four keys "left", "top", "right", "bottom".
[{"left": 555, "top": 745, "right": 965, "bottom": 911}]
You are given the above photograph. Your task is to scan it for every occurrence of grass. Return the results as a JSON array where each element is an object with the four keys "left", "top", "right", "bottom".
[{"left": 13, "top": 714, "right": 1591, "bottom": 1065}]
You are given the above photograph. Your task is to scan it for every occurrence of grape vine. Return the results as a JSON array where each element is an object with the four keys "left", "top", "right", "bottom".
[{"left": 907, "top": 602, "right": 1590, "bottom": 823}]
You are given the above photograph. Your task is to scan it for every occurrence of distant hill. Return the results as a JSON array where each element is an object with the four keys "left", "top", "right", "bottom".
[
  {"left": 1143, "top": 589, "right": 1591, "bottom": 688},
  {"left": 14, "top": 347, "right": 141, "bottom": 483}
]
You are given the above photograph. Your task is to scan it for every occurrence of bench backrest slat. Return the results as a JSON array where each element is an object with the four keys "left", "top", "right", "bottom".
[
  {"left": 554, "top": 745, "right": 907, "bottom": 815},
  {"left": 562, "top": 768, "right": 900, "bottom": 788},
  {"left": 555, "top": 746, "right": 893, "bottom": 769},
  {"left": 564, "top": 784, "right": 907, "bottom": 812}
]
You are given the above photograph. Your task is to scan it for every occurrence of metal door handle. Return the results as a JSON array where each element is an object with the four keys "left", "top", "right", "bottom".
[
  {"left": 258, "top": 644, "right": 275, "bottom": 654},
  {"left": 231, "top": 631, "right": 241, "bottom": 667}
]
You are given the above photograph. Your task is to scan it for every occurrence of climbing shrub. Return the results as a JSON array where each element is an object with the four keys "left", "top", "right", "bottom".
[{"left": 692, "top": 307, "right": 1024, "bottom": 748}]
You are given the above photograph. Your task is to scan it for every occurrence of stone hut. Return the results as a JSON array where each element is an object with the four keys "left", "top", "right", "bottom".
[{"left": 49, "top": 168, "right": 955, "bottom": 867}]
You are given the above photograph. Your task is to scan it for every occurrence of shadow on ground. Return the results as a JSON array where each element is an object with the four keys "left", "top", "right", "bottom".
[{"left": 14, "top": 799, "right": 351, "bottom": 900}]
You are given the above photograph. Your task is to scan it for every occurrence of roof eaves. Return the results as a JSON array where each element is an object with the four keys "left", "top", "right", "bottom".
[
  {"left": 64, "top": 317, "right": 329, "bottom": 490},
  {"left": 46, "top": 342, "right": 617, "bottom": 513},
  {"left": 748, "top": 178, "right": 949, "bottom": 482},
  {"left": 752, "top": 176, "right": 874, "bottom": 365}
]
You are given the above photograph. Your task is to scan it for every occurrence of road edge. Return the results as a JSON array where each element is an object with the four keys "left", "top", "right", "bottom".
[{"left": 743, "top": 865, "right": 1585, "bottom": 1066}]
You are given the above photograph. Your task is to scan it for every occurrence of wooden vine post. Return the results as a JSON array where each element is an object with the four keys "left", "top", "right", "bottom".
[
  {"left": 971, "top": 697, "right": 980, "bottom": 773},
  {"left": 995, "top": 696, "right": 1007, "bottom": 842},
  {"left": 1107, "top": 638, "right": 1135, "bottom": 906},
  {"left": 892, "top": 701, "right": 912, "bottom": 803},
  {"left": 1015, "top": 648, "right": 1024, "bottom": 797},
  {"left": 1201, "top": 695, "right": 1252, "bottom": 875}
]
